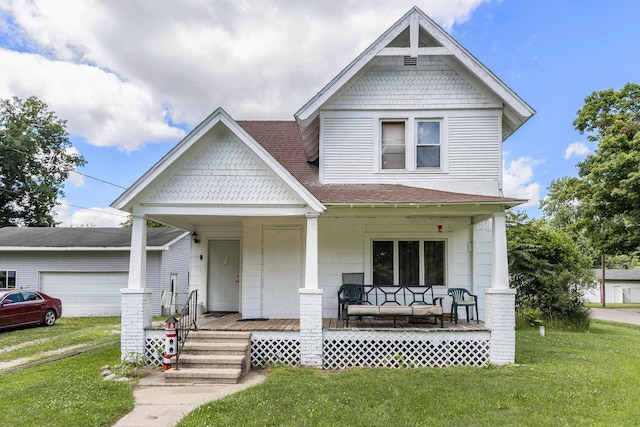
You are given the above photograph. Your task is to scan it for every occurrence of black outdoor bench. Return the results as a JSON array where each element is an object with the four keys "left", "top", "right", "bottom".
[{"left": 338, "top": 284, "right": 444, "bottom": 327}]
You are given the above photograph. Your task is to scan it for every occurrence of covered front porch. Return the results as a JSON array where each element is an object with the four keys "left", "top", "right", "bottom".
[{"left": 146, "top": 312, "right": 491, "bottom": 369}]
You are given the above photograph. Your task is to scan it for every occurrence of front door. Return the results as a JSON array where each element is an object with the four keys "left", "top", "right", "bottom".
[{"left": 207, "top": 240, "right": 240, "bottom": 312}]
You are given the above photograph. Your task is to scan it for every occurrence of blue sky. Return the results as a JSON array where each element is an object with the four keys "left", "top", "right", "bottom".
[{"left": 0, "top": 0, "right": 638, "bottom": 226}]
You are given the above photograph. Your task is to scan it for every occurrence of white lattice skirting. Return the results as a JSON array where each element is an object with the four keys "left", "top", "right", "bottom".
[
  {"left": 323, "top": 330, "right": 490, "bottom": 369},
  {"left": 144, "top": 329, "right": 490, "bottom": 369},
  {"left": 144, "top": 330, "right": 166, "bottom": 366},
  {"left": 251, "top": 331, "right": 301, "bottom": 368}
]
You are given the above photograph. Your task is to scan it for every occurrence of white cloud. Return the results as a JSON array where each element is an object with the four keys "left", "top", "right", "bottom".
[
  {"left": 564, "top": 142, "right": 590, "bottom": 159},
  {"left": 0, "top": 0, "right": 489, "bottom": 150},
  {"left": 502, "top": 157, "right": 542, "bottom": 207},
  {"left": 53, "top": 202, "right": 128, "bottom": 227},
  {"left": 0, "top": 48, "right": 185, "bottom": 151}
]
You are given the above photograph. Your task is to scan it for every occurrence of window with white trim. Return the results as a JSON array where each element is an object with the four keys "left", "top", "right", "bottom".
[
  {"left": 0, "top": 270, "right": 16, "bottom": 289},
  {"left": 380, "top": 119, "right": 442, "bottom": 171},
  {"left": 372, "top": 240, "right": 445, "bottom": 286},
  {"left": 416, "top": 120, "right": 441, "bottom": 168},
  {"left": 381, "top": 121, "right": 406, "bottom": 169}
]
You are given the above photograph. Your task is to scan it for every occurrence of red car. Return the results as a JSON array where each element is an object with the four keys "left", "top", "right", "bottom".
[{"left": 0, "top": 290, "right": 62, "bottom": 329}]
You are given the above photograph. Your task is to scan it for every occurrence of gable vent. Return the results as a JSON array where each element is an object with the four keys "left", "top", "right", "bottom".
[{"left": 403, "top": 56, "right": 417, "bottom": 66}]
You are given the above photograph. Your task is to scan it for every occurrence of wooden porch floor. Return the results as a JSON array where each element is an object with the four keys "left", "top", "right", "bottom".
[{"left": 194, "top": 313, "right": 489, "bottom": 332}]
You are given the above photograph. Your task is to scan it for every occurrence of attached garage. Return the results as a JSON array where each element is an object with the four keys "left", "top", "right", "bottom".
[{"left": 40, "top": 272, "right": 128, "bottom": 316}]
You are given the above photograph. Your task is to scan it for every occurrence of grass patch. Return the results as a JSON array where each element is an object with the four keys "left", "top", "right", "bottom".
[
  {"left": 179, "top": 320, "right": 640, "bottom": 426},
  {"left": 0, "top": 343, "right": 133, "bottom": 427},
  {"left": 585, "top": 302, "right": 640, "bottom": 309},
  {"left": 0, "top": 317, "right": 120, "bottom": 367}
]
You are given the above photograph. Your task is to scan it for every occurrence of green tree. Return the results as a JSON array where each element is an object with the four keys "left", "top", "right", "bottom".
[
  {"left": 507, "top": 212, "right": 594, "bottom": 328},
  {"left": 0, "top": 96, "right": 85, "bottom": 226},
  {"left": 119, "top": 215, "right": 167, "bottom": 228},
  {"left": 573, "top": 83, "right": 640, "bottom": 255}
]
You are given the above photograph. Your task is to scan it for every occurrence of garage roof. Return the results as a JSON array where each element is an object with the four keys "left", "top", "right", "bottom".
[{"left": 0, "top": 227, "right": 187, "bottom": 250}]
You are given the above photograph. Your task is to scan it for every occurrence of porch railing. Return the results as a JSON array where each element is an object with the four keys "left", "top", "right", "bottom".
[{"left": 174, "top": 289, "right": 198, "bottom": 369}]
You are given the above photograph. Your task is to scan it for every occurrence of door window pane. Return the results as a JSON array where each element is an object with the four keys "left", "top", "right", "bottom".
[
  {"left": 424, "top": 241, "right": 445, "bottom": 285},
  {"left": 398, "top": 241, "right": 419, "bottom": 285},
  {"left": 373, "top": 241, "right": 394, "bottom": 285}
]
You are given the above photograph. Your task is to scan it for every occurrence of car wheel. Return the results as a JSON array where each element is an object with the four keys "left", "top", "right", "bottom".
[{"left": 43, "top": 309, "right": 57, "bottom": 326}]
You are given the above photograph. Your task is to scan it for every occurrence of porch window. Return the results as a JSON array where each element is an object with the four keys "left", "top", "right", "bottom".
[
  {"left": 372, "top": 240, "right": 445, "bottom": 286},
  {"left": 0, "top": 270, "right": 16, "bottom": 289}
]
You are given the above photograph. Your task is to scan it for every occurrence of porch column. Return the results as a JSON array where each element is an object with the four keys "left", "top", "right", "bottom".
[
  {"left": 121, "top": 214, "right": 152, "bottom": 360},
  {"left": 486, "top": 211, "right": 516, "bottom": 365},
  {"left": 304, "top": 213, "right": 319, "bottom": 289},
  {"left": 300, "top": 213, "right": 323, "bottom": 368}
]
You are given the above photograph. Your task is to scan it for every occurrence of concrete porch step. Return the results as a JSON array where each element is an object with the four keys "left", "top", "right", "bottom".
[
  {"left": 187, "top": 330, "right": 252, "bottom": 343},
  {"left": 164, "top": 367, "right": 243, "bottom": 384},
  {"left": 172, "top": 354, "right": 245, "bottom": 369},
  {"left": 181, "top": 341, "right": 249, "bottom": 355}
]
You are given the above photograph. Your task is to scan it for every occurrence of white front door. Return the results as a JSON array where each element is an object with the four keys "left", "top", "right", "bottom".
[
  {"left": 207, "top": 240, "right": 240, "bottom": 312},
  {"left": 262, "top": 228, "right": 302, "bottom": 318}
]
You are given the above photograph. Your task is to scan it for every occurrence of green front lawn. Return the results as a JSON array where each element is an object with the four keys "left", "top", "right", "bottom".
[
  {"left": 0, "top": 316, "right": 120, "bottom": 368},
  {"left": 179, "top": 320, "right": 640, "bottom": 426},
  {"left": 0, "top": 343, "right": 133, "bottom": 427}
]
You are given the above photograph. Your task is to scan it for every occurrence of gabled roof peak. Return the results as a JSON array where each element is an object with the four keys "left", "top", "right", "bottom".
[{"left": 295, "top": 6, "right": 534, "bottom": 162}]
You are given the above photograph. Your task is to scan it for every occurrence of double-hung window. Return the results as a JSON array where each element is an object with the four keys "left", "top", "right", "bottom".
[
  {"left": 416, "top": 121, "right": 441, "bottom": 168},
  {"left": 380, "top": 119, "right": 442, "bottom": 171},
  {"left": 381, "top": 121, "right": 406, "bottom": 169},
  {"left": 0, "top": 270, "right": 16, "bottom": 289},
  {"left": 372, "top": 240, "right": 445, "bottom": 286}
]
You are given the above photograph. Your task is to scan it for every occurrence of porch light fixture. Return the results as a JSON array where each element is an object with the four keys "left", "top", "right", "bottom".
[
  {"left": 437, "top": 224, "right": 443, "bottom": 233},
  {"left": 192, "top": 231, "right": 200, "bottom": 244}
]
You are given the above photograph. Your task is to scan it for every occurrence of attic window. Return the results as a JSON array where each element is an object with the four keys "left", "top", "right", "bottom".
[{"left": 403, "top": 56, "right": 417, "bottom": 66}]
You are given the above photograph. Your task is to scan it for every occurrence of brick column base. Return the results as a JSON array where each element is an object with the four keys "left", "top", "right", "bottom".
[
  {"left": 120, "top": 288, "right": 153, "bottom": 361},
  {"left": 485, "top": 288, "right": 516, "bottom": 365},
  {"left": 299, "top": 288, "right": 324, "bottom": 368}
]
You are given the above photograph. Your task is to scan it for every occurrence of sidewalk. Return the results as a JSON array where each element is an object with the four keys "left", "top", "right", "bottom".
[
  {"left": 113, "top": 369, "right": 267, "bottom": 427},
  {"left": 590, "top": 307, "right": 640, "bottom": 326}
]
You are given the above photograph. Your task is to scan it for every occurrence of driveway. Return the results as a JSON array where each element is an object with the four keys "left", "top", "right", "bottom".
[{"left": 590, "top": 307, "right": 640, "bottom": 325}]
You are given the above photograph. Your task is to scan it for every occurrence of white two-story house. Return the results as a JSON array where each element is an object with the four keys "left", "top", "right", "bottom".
[{"left": 113, "top": 7, "right": 534, "bottom": 369}]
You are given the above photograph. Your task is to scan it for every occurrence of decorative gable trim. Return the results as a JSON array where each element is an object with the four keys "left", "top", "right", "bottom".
[
  {"left": 294, "top": 6, "right": 535, "bottom": 161},
  {"left": 112, "top": 108, "right": 325, "bottom": 213}
]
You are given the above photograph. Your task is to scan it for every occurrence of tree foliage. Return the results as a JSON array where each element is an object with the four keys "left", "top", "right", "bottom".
[
  {"left": 572, "top": 83, "right": 640, "bottom": 254},
  {"left": 507, "top": 212, "right": 594, "bottom": 324},
  {"left": 0, "top": 96, "right": 85, "bottom": 226}
]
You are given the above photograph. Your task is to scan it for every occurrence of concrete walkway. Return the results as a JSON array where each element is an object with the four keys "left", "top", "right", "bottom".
[
  {"left": 590, "top": 307, "right": 640, "bottom": 325},
  {"left": 113, "top": 370, "right": 267, "bottom": 427}
]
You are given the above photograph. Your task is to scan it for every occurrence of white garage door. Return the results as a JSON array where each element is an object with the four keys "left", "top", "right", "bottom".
[{"left": 40, "top": 272, "right": 128, "bottom": 316}]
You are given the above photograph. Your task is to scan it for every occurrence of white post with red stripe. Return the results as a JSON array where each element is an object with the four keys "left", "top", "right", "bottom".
[{"left": 163, "top": 315, "right": 178, "bottom": 371}]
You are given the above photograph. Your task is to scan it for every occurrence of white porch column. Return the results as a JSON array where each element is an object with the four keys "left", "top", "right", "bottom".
[
  {"left": 304, "top": 213, "right": 319, "bottom": 289},
  {"left": 121, "top": 214, "right": 152, "bottom": 360},
  {"left": 300, "top": 213, "right": 323, "bottom": 367},
  {"left": 486, "top": 211, "right": 516, "bottom": 365}
]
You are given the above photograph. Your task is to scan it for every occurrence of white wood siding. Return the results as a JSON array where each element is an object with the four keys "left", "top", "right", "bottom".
[
  {"left": 325, "top": 56, "right": 500, "bottom": 111},
  {"left": 448, "top": 116, "right": 501, "bottom": 179},
  {"left": 320, "top": 113, "right": 502, "bottom": 195},
  {"left": 321, "top": 118, "right": 375, "bottom": 181}
]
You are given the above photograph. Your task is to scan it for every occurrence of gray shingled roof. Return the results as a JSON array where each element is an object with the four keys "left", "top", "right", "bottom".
[
  {"left": 0, "top": 227, "right": 187, "bottom": 248},
  {"left": 594, "top": 269, "right": 640, "bottom": 281}
]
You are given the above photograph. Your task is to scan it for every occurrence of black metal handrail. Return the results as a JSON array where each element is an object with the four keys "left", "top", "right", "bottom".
[{"left": 174, "top": 289, "right": 198, "bottom": 369}]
